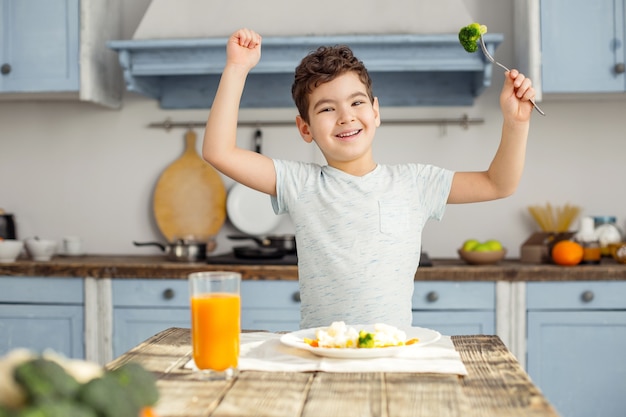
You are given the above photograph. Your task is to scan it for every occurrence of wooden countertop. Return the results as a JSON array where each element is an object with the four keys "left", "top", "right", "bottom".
[
  {"left": 107, "top": 327, "right": 560, "bottom": 417},
  {"left": 1, "top": 255, "right": 625, "bottom": 281}
]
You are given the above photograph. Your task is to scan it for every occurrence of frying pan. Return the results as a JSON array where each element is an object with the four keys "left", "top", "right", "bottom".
[
  {"left": 226, "top": 129, "right": 281, "bottom": 235},
  {"left": 232, "top": 245, "right": 285, "bottom": 259},
  {"left": 228, "top": 234, "right": 296, "bottom": 254}
]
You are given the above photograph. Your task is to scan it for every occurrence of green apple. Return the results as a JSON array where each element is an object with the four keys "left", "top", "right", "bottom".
[
  {"left": 462, "top": 239, "right": 480, "bottom": 251},
  {"left": 473, "top": 243, "right": 493, "bottom": 252},
  {"left": 484, "top": 239, "right": 503, "bottom": 251}
]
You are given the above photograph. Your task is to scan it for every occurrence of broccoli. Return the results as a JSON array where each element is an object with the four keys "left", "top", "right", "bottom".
[
  {"left": 357, "top": 331, "right": 375, "bottom": 348},
  {"left": 458, "top": 23, "right": 488, "bottom": 53}
]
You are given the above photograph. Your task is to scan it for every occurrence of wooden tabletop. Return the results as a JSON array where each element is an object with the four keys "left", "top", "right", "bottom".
[{"left": 107, "top": 328, "right": 560, "bottom": 417}]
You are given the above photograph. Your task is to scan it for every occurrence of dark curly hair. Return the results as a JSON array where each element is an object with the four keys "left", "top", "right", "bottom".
[{"left": 291, "top": 45, "right": 374, "bottom": 124}]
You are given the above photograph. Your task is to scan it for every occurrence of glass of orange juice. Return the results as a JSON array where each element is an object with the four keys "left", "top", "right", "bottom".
[{"left": 189, "top": 271, "right": 241, "bottom": 380}]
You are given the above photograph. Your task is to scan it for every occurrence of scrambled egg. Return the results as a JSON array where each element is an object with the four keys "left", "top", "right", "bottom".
[{"left": 311, "top": 321, "right": 410, "bottom": 348}]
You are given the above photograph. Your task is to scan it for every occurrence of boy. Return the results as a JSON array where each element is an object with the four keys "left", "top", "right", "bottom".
[{"left": 203, "top": 28, "right": 536, "bottom": 329}]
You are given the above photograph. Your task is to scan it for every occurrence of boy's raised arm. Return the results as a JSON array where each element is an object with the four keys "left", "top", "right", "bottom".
[
  {"left": 203, "top": 29, "right": 277, "bottom": 196},
  {"left": 447, "top": 69, "right": 534, "bottom": 204}
]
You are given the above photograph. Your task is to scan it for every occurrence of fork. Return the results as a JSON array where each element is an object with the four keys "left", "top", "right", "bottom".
[{"left": 480, "top": 35, "right": 545, "bottom": 116}]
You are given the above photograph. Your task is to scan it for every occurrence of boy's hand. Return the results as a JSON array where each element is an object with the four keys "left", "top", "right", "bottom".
[
  {"left": 226, "top": 28, "right": 262, "bottom": 71},
  {"left": 500, "top": 69, "right": 535, "bottom": 122}
]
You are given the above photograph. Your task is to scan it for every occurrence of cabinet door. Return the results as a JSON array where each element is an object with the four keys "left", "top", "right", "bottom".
[
  {"left": 540, "top": 0, "right": 625, "bottom": 93},
  {"left": 527, "top": 310, "right": 626, "bottom": 417},
  {"left": 0, "top": 304, "right": 84, "bottom": 358},
  {"left": 241, "top": 281, "right": 300, "bottom": 332},
  {"left": 112, "top": 308, "right": 190, "bottom": 358},
  {"left": 0, "top": 0, "right": 79, "bottom": 92},
  {"left": 411, "top": 311, "right": 494, "bottom": 336}
]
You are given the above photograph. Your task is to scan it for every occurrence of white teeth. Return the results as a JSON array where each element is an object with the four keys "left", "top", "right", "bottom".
[{"left": 337, "top": 130, "right": 359, "bottom": 138}]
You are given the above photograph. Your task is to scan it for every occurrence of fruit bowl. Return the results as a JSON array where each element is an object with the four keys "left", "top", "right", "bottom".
[{"left": 458, "top": 248, "right": 507, "bottom": 265}]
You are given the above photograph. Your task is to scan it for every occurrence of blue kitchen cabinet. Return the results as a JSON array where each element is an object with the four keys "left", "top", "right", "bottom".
[
  {"left": 0, "top": 0, "right": 79, "bottom": 92},
  {"left": 0, "top": 0, "right": 122, "bottom": 107},
  {"left": 0, "top": 276, "right": 84, "bottom": 358},
  {"left": 112, "top": 279, "right": 191, "bottom": 359},
  {"left": 412, "top": 282, "right": 496, "bottom": 336},
  {"left": 241, "top": 280, "right": 301, "bottom": 332},
  {"left": 527, "top": 281, "right": 626, "bottom": 417},
  {"left": 540, "top": 0, "right": 626, "bottom": 93}
]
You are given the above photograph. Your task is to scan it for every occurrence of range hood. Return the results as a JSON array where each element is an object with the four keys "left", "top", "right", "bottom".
[{"left": 109, "top": 33, "right": 502, "bottom": 109}]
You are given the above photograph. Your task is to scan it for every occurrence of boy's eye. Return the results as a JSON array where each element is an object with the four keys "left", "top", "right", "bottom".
[{"left": 318, "top": 107, "right": 334, "bottom": 113}]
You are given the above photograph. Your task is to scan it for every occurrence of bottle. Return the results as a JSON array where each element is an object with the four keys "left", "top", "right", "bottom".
[
  {"left": 574, "top": 217, "right": 601, "bottom": 264},
  {"left": 593, "top": 216, "right": 623, "bottom": 256}
]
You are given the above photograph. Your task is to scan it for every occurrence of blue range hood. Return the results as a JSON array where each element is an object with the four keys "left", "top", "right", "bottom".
[{"left": 108, "top": 33, "right": 502, "bottom": 109}]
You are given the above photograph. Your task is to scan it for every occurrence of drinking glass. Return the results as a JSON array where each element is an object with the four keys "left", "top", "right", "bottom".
[{"left": 189, "top": 271, "right": 241, "bottom": 380}]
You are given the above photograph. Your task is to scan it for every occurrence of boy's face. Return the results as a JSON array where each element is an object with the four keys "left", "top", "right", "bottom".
[{"left": 296, "top": 72, "right": 380, "bottom": 172}]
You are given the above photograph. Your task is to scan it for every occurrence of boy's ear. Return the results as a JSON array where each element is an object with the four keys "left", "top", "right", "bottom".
[
  {"left": 296, "top": 115, "right": 314, "bottom": 143},
  {"left": 373, "top": 97, "right": 381, "bottom": 127}
]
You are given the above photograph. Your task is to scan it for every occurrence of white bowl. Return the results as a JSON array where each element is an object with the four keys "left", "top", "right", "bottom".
[
  {"left": 25, "top": 239, "right": 58, "bottom": 261},
  {"left": 0, "top": 239, "right": 24, "bottom": 263}
]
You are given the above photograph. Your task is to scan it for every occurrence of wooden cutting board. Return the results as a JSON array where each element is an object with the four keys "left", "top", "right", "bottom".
[{"left": 153, "top": 130, "right": 226, "bottom": 241}]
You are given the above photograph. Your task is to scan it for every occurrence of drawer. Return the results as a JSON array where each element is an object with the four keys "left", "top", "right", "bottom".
[
  {"left": 241, "top": 281, "right": 301, "bottom": 309},
  {"left": 527, "top": 281, "right": 626, "bottom": 310},
  {"left": 112, "top": 279, "right": 189, "bottom": 308},
  {"left": 0, "top": 276, "right": 83, "bottom": 304},
  {"left": 412, "top": 282, "right": 495, "bottom": 310}
]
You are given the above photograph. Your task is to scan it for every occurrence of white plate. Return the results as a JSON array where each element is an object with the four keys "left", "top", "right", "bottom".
[
  {"left": 226, "top": 183, "right": 282, "bottom": 235},
  {"left": 280, "top": 325, "right": 441, "bottom": 359}
]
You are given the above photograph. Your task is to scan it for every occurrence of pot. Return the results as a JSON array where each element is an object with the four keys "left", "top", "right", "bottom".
[
  {"left": 228, "top": 234, "right": 296, "bottom": 254},
  {"left": 133, "top": 238, "right": 217, "bottom": 262}
]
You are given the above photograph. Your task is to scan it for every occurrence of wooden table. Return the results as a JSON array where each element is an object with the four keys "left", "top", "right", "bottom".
[{"left": 107, "top": 328, "right": 560, "bottom": 417}]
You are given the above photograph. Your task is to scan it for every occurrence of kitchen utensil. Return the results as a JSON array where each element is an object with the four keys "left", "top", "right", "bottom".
[
  {"left": 228, "top": 234, "right": 296, "bottom": 254},
  {"left": 0, "top": 211, "right": 17, "bottom": 240},
  {"left": 133, "top": 239, "right": 216, "bottom": 262},
  {"left": 0, "top": 239, "right": 24, "bottom": 263},
  {"left": 479, "top": 35, "right": 545, "bottom": 116},
  {"left": 232, "top": 245, "right": 285, "bottom": 260},
  {"left": 226, "top": 129, "right": 282, "bottom": 235},
  {"left": 153, "top": 130, "right": 226, "bottom": 242},
  {"left": 458, "top": 248, "right": 507, "bottom": 265},
  {"left": 25, "top": 238, "right": 57, "bottom": 261}
]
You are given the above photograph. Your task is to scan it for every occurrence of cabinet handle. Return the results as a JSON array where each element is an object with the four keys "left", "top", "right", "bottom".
[
  {"left": 581, "top": 290, "right": 594, "bottom": 303},
  {"left": 426, "top": 291, "right": 439, "bottom": 303},
  {"left": 615, "top": 63, "right": 625, "bottom": 74},
  {"left": 292, "top": 291, "right": 301, "bottom": 302},
  {"left": 1, "top": 64, "right": 10, "bottom": 75},
  {"left": 162, "top": 288, "right": 175, "bottom": 300}
]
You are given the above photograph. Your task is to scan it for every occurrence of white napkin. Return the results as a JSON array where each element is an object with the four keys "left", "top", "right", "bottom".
[{"left": 186, "top": 332, "right": 467, "bottom": 375}]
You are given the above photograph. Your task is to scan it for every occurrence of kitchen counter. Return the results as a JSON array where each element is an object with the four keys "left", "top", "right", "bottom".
[{"left": 1, "top": 254, "right": 626, "bottom": 281}]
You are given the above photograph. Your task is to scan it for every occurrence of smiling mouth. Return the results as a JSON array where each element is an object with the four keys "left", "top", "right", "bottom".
[{"left": 336, "top": 129, "right": 361, "bottom": 140}]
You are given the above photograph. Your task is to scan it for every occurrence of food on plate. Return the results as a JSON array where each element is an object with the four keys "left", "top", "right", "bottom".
[
  {"left": 458, "top": 22, "right": 488, "bottom": 53},
  {"left": 303, "top": 321, "right": 419, "bottom": 349}
]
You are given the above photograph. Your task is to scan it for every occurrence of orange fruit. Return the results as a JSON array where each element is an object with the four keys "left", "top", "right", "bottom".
[{"left": 551, "top": 240, "right": 584, "bottom": 266}]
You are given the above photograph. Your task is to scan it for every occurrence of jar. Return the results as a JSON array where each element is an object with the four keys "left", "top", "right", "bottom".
[
  {"left": 593, "top": 216, "right": 623, "bottom": 256},
  {"left": 575, "top": 217, "right": 601, "bottom": 264}
]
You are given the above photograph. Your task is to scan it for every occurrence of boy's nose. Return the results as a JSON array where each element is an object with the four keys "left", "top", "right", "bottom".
[{"left": 337, "top": 108, "right": 356, "bottom": 124}]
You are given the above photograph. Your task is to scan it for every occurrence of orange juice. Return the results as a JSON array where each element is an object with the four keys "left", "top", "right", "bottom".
[{"left": 191, "top": 293, "right": 240, "bottom": 371}]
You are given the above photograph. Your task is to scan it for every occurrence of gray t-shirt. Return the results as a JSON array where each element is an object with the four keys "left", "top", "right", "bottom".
[{"left": 271, "top": 159, "right": 454, "bottom": 329}]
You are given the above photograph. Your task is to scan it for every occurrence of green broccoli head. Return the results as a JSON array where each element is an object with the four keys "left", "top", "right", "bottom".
[
  {"left": 357, "top": 331, "right": 375, "bottom": 348},
  {"left": 458, "top": 23, "right": 488, "bottom": 53}
]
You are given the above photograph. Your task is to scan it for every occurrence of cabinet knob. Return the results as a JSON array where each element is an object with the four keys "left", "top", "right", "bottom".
[
  {"left": 615, "top": 63, "right": 625, "bottom": 74},
  {"left": 0, "top": 64, "right": 10, "bottom": 75},
  {"left": 426, "top": 291, "right": 439, "bottom": 303},
  {"left": 581, "top": 290, "right": 594, "bottom": 303},
  {"left": 292, "top": 291, "right": 301, "bottom": 302},
  {"left": 162, "top": 288, "right": 175, "bottom": 300}
]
